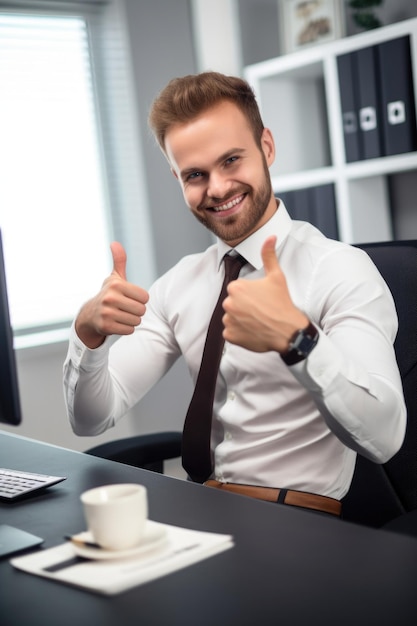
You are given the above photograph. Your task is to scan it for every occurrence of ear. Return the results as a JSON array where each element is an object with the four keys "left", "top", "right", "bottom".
[{"left": 260, "top": 127, "right": 275, "bottom": 167}]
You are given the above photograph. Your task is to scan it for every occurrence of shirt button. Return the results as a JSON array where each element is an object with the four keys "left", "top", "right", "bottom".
[
  {"left": 225, "top": 432, "right": 232, "bottom": 441},
  {"left": 228, "top": 391, "right": 236, "bottom": 401}
]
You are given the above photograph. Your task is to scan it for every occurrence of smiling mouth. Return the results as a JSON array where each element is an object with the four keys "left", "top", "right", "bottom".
[{"left": 209, "top": 194, "right": 245, "bottom": 213}]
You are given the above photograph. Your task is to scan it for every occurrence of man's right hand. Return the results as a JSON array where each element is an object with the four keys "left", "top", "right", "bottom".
[{"left": 75, "top": 242, "right": 149, "bottom": 349}]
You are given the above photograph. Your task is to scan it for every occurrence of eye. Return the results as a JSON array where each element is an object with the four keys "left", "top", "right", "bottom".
[
  {"left": 186, "top": 171, "right": 203, "bottom": 182},
  {"left": 225, "top": 155, "right": 239, "bottom": 166}
]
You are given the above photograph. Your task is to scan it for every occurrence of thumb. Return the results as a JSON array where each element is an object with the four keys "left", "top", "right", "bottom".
[
  {"left": 261, "top": 236, "right": 279, "bottom": 276},
  {"left": 110, "top": 241, "right": 127, "bottom": 280}
]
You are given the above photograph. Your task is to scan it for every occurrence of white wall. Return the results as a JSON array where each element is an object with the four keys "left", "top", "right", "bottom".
[{"left": 190, "top": 0, "right": 243, "bottom": 74}]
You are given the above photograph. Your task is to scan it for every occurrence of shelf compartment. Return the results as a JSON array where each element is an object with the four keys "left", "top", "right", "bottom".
[
  {"left": 253, "top": 61, "right": 331, "bottom": 177},
  {"left": 345, "top": 175, "right": 393, "bottom": 244}
]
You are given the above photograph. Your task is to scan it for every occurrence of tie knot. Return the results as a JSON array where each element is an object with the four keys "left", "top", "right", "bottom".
[{"left": 223, "top": 253, "right": 247, "bottom": 283}]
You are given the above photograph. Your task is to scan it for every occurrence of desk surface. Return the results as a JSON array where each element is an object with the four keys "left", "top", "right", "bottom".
[{"left": 1, "top": 431, "right": 417, "bottom": 626}]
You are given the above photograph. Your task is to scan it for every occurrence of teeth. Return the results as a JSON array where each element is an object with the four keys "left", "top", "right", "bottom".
[{"left": 213, "top": 195, "right": 243, "bottom": 212}]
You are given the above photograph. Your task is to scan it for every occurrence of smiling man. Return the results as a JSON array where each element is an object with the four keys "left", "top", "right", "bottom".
[{"left": 64, "top": 72, "right": 406, "bottom": 517}]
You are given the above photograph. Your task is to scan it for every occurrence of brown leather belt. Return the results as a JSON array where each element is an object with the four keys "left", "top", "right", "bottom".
[{"left": 204, "top": 480, "right": 342, "bottom": 517}]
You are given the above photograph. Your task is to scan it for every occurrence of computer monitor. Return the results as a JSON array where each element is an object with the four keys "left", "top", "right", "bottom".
[{"left": 0, "top": 229, "right": 22, "bottom": 425}]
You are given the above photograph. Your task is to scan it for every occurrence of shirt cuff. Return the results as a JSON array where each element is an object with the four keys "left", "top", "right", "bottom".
[
  {"left": 67, "top": 321, "right": 119, "bottom": 370},
  {"left": 287, "top": 328, "right": 342, "bottom": 392}
]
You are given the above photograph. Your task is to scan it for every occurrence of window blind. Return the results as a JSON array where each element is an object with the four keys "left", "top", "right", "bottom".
[{"left": 0, "top": 11, "right": 110, "bottom": 334}]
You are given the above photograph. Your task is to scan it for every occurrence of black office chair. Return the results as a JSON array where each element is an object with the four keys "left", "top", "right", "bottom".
[
  {"left": 342, "top": 240, "right": 417, "bottom": 532},
  {"left": 86, "top": 240, "right": 417, "bottom": 532},
  {"left": 86, "top": 431, "right": 182, "bottom": 474}
]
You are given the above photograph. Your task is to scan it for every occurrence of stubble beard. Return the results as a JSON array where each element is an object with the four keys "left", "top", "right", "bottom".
[{"left": 194, "top": 165, "right": 273, "bottom": 245}]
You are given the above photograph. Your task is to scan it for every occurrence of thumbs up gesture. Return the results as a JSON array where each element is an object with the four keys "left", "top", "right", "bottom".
[
  {"left": 110, "top": 241, "right": 129, "bottom": 280},
  {"left": 222, "top": 236, "right": 308, "bottom": 353},
  {"left": 75, "top": 242, "right": 149, "bottom": 349}
]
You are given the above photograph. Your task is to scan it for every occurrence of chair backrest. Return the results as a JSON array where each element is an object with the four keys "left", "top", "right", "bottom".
[{"left": 342, "top": 240, "right": 417, "bottom": 527}]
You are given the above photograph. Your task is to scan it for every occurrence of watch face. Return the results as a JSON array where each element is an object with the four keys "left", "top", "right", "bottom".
[
  {"left": 294, "top": 334, "right": 315, "bottom": 355},
  {"left": 282, "top": 323, "right": 318, "bottom": 365},
  {"left": 291, "top": 324, "right": 319, "bottom": 356}
]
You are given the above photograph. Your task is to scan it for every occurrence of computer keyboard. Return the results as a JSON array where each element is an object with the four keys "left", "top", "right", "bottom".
[{"left": 0, "top": 468, "right": 66, "bottom": 501}]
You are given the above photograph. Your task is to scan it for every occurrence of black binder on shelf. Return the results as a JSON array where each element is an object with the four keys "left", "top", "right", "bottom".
[
  {"left": 277, "top": 191, "right": 295, "bottom": 216},
  {"left": 291, "top": 188, "right": 311, "bottom": 222},
  {"left": 278, "top": 189, "right": 310, "bottom": 222},
  {"left": 355, "top": 44, "right": 384, "bottom": 159},
  {"left": 278, "top": 186, "right": 339, "bottom": 241},
  {"left": 337, "top": 52, "right": 362, "bottom": 162},
  {"left": 311, "top": 184, "right": 339, "bottom": 240},
  {"left": 376, "top": 35, "right": 417, "bottom": 156}
]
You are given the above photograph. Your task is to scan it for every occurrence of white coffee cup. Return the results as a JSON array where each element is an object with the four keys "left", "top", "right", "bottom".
[{"left": 81, "top": 483, "right": 148, "bottom": 551}]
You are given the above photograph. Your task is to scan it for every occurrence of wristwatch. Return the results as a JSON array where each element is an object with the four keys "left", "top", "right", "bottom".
[{"left": 281, "top": 321, "right": 319, "bottom": 366}]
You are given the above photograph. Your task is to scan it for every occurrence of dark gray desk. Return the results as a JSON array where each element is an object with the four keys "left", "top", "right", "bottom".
[{"left": 1, "top": 431, "right": 417, "bottom": 626}]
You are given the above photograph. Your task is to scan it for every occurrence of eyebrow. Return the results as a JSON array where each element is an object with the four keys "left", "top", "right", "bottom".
[{"left": 179, "top": 147, "right": 246, "bottom": 180}]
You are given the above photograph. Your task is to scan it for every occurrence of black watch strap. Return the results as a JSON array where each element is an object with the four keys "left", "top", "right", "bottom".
[{"left": 281, "top": 321, "right": 319, "bottom": 366}]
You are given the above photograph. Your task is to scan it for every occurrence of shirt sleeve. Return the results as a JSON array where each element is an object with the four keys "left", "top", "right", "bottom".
[
  {"left": 63, "top": 327, "right": 118, "bottom": 435},
  {"left": 287, "top": 246, "right": 406, "bottom": 464},
  {"left": 63, "top": 280, "right": 181, "bottom": 437}
]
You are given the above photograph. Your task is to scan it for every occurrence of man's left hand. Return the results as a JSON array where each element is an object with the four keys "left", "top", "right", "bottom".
[{"left": 222, "top": 236, "right": 309, "bottom": 353}]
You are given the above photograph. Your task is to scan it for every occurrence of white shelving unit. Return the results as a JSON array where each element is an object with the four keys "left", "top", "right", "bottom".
[{"left": 244, "top": 18, "right": 417, "bottom": 244}]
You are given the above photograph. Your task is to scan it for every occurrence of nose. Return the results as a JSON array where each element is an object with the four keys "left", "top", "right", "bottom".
[{"left": 206, "top": 170, "right": 232, "bottom": 200}]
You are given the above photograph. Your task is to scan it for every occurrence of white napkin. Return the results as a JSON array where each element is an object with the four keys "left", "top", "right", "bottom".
[{"left": 11, "top": 521, "right": 234, "bottom": 595}]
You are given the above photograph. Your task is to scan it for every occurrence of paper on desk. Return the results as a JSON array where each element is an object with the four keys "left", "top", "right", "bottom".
[{"left": 10, "top": 521, "right": 234, "bottom": 595}]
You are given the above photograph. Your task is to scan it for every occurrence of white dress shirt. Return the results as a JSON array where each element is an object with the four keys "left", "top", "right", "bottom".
[{"left": 63, "top": 204, "right": 406, "bottom": 499}]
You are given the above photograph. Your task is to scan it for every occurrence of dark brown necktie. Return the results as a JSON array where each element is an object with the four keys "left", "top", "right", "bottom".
[{"left": 182, "top": 253, "right": 247, "bottom": 483}]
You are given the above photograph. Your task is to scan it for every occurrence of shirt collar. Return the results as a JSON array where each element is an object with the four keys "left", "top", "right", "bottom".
[{"left": 215, "top": 199, "right": 292, "bottom": 271}]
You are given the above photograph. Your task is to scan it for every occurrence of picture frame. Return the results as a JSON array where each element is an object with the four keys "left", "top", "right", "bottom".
[{"left": 279, "top": 0, "right": 346, "bottom": 54}]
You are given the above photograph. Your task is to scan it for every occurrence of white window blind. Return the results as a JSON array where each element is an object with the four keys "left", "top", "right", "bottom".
[{"left": 0, "top": 11, "right": 111, "bottom": 335}]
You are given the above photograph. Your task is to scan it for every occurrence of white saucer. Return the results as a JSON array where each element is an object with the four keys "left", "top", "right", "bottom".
[{"left": 71, "top": 521, "right": 168, "bottom": 560}]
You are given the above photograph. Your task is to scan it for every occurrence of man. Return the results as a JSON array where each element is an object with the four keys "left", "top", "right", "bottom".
[{"left": 64, "top": 72, "right": 406, "bottom": 516}]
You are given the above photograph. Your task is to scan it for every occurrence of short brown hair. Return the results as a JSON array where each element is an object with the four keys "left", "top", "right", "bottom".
[{"left": 148, "top": 71, "right": 264, "bottom": 153}]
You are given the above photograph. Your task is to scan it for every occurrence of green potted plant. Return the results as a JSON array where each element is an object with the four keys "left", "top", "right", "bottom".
[{"left": 348, "top": 0, "right": 384, "bottom": 30}]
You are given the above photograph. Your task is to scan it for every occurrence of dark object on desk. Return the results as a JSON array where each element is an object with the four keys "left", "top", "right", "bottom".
[
  {"left": 0, "top": 524, "right": 43, "bottom": 558},
  {"left": 64, "top": 534, "right": 100, "bottom": 549},
  {"left": 87, "top": 241, "right": 417, "bottom": 533},
  {"left": 0, "top": 469, "right": 65, "bottom": 556}
]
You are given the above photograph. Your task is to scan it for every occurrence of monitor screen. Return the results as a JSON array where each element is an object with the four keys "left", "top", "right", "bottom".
[{"left": 0, "top": 229, "right": 22, "bottom": 425}]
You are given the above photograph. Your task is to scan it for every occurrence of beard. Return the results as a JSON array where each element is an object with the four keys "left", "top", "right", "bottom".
[{"left": 192, "top": 157, "right": 273, "bottom": 245}]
